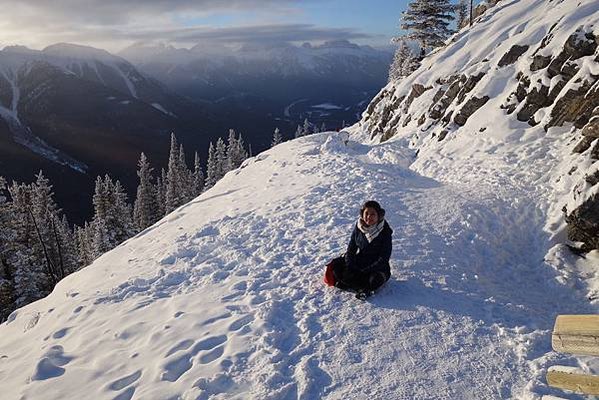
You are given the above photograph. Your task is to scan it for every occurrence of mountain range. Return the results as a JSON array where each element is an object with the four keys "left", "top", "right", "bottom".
[{"left": 0, "top": 41, "right": 392, "bottom": 223}]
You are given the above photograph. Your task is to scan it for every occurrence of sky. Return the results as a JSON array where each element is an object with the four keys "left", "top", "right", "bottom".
[{"left": 0, "top": 0, "right": 472, "bottom": 53}]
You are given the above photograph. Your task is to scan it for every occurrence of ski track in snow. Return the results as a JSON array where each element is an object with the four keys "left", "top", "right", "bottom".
[{"left": 0, "top": 133, "right": 597, "bottom": 399}]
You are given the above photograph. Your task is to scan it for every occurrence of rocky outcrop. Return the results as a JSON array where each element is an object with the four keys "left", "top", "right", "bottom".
[
  {"left": 566, "top": 193, "right": 599, "bottom": 252},
  {"left": 455, "top": 96, "right": 490, "bottom": 126},
  {"left": 498, "top": 45, "right": 529, "bottom": 67},
  {"left": 360, "top": 7, "right": 599, "bottom": 251}
]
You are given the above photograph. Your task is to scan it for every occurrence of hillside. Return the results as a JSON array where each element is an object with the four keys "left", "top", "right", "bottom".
[
  {"left": 0, "top": 131, "right": 597, "bottom": 399},
  {"left": 357, "top": 0, "right": 599, "bottom": 253},
  {"left": 0, "top": 44, "right": 219, "bottom": 223},
  {"left": 1, "top": 0, "right": 599, "bottom": 399}
]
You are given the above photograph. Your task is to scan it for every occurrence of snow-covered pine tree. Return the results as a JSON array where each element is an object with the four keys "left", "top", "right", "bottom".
[
  {"left": 456, "top": 0, "right": 469, "bottom": 29},
  {"left": 401, "top": 0, "right": 455, "bottom": 56},
  {"left": 302, "top": 118, "right": 311, "bottom": 136},
  {"left": 112, "top": 179, "right": 135, "bottom": 244},
  {"left": 91, "top": 217, "right": 111, "bottom": 259},
  {"left": 225, "top": 129, "right": 237, "bottom": 173},
  {"left": 133, "top": 152, "right": 157, "bottom": 232},
  {"left": 215, "top": 137, "right": 228, "bottom": 181},
  {"left": 388, "top": 41, "right": 421, "bottom": 82},
  {"left": 7, "top": 177, "right": 53, "bottom": 307},
  {"left": 156, "top": 168, "right": 167, "bottom": 217},
  {"left": 29, "top": 172, "right": 65, "bottom": 283},
  {"left": 295, "top": 124, "right": 303, "bottom": 138},
  {"left": 0, "top": 177, "right": 15, "bottom": 321},
  {"left": 178, "top": 143, "right": 195, "bottom": 203},
  {"left": 204, "top": 142, "right": 218, "bottom": 189},
  {"left": 75, "top": 222, "right": 94, "bottom": 268},
  {"left": 227, "top": 131, "right": 248, "bottom": 172},
  {"left": 91, "top": 175, "right": 134, "bottom": 254},
  {"left": 272, "top": 127, "right": 283, "bottom": 147},
  {"left": 193, "top": 152, "right": 204, "bottom": 196},
  {"left": 55, "top": 214, "right": 78, "bottom": 275},
  {"left": 166, "top": 133, "right": 184, "bottom": 214},
  {"left": 320, "top": 122, "right": 326, "bottom": 133}
]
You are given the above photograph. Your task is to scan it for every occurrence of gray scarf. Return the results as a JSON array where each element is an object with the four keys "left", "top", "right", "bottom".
[{"left": 357, "top": 218, "right": 385, "bottom": 243}]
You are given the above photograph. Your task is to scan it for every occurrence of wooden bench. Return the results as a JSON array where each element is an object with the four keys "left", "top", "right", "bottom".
[{"left": 547, "top": 315, "right": 599, "bottom": 395}]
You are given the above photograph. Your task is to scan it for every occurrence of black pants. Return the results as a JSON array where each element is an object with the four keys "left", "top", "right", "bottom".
[{"left": 330, "top": 256, "right": 389, "bottom": 292}]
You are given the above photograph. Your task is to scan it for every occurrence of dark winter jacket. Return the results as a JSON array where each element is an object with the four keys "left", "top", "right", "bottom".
[{"left": 345, "top": 220, "right": 393, "bottom": 276}]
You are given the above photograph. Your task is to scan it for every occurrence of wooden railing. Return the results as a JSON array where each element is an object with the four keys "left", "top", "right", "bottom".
[{"left": 547, "top": 315, "right": 599, "bottom": 395}]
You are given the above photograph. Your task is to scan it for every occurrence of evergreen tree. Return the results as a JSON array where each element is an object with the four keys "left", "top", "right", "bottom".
[
  {"left": 215, "top": 137, "right": 228, "bottom": 180},
  {"left": 91, "top": 175, "right": 134, "bottom": 254},
  {"left": 227, "top": 131, "right": 248, "bottom": 170},
  {"left": 204, "top": 142, "right": 218, "bottom": 189},
  {"left": 320, "top": 122, "right": 326, "bottom": 133},
  {"left": 155, "top": 168, "right": 167, "bottom": 217},
  {"left": 133, "top": 152, "right": 157, "bottom": 232},
  {"left": 112, "top": 180, "right": 135, "bottom": 243},
  {"left": 0, "top": 177, "right": 15, "bottom": 321},
  {"left": 302, "top": 118, "right": 311, "bottom": 136},
  {"left": 271, "top": 127, "right": 283, "bottom": 147},
  {"left": 91, "top": 217, "right": 111, "bottom": 259},
  {"left": 193, "top": 152, "right": 204, "bottom": 196},
  {"left": 165, "top": 133, "right": 183, "bottom": 214},
  {"left": 388, "top": 41, "right": 420, "bottom": 82},
  {"left": 75, "top": 222, "right": 94, "bottom": 268},
  {"left": 179, "top": 143, "right": 195, "bottom": 203},
  {"left": 295, "top": 124, "right": 304, "bottom": 138},
  {"left": 55, "top": 215, "right": 78, "bottom": 275},
  {"left": 401, "top": 0, "right": 455, "bottom": 56}
]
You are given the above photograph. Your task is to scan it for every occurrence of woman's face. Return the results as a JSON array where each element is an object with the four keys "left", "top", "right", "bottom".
[{"left": 362, "top": 207, "right": 379, "bottom": 226}]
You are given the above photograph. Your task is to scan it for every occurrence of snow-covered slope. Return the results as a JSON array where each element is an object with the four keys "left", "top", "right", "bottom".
[
  {"left": 1, "top": 132, "right": 598, "bottom": 399},
  {"left": 355, "top": 0, "right": 599, "bottom": 252}
]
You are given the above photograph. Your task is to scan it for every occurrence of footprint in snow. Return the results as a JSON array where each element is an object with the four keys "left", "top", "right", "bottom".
[{"left": 161, "top": 335, "right": 228, "bottom": 382}]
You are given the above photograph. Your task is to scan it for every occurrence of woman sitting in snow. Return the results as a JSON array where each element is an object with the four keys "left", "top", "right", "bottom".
[{"left": 328, "top": 200, "right": 393, "bottom": 300}]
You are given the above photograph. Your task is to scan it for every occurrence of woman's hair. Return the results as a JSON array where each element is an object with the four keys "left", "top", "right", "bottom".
[{"left": 360, "top": 200, "right": 385, "bottom": 219}]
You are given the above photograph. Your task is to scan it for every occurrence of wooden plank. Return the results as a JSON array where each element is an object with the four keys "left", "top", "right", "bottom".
[
  {"left": 552, "top": 315, "right": 599, "bottom": 356},
  {"left": 547, "top": 366, "right": 599, "bottom": 395}
]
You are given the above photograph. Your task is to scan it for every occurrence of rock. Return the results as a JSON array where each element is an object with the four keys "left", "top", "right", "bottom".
[
  {"left": 438, "top": 130, "right": 448, "bottom": 141},
  {"left": 573, "top": 136, "right": 596, "bottom": 154},
  {"left": 454, "top": 96, "right": 490, "bottom": 126},
  {"left": 546, "top": 79, "right": 599, "bottom": 130},
  {"left": 530, "top": 55, "right": 552, "bottom": 71},
  {"left": 402, "top": 83, "right": 430, "bottom": 113},
  {"left": 517, "top": 84, "right": 551, "bottom": 124},
  {"left": 457, "top": 73, "right": 485, "bottom": 104},
  {"left": 582, "top": 109, "right": 599, "bottom": 139},
  {"left": 566, "top": 193, "right": 599, "bottom": 251},
  {"left": 586, "top": 170, "right": 599, "bottom": 186},
  {"left": 429, "top": 75, "right": 464, "bottom": 120},
  {"left": 548, "top": 30, "right": 597, "bottom": 78},
  {"left": 498, "top": 45, "right": 529, "bottom": 67}
]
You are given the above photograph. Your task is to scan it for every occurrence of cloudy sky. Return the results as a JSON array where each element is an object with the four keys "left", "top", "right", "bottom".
[{"left": 0, "top": 0, "right": 426, "bottom": 52}]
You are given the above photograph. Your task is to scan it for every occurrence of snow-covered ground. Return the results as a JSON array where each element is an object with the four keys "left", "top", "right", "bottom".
[{"left": 1, "top": 131, "right": 597, "bottom": 399}]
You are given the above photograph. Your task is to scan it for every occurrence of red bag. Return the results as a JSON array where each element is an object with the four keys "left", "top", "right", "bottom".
[{"left": 324, "top": 262, "right": 336, "bottom": 286}]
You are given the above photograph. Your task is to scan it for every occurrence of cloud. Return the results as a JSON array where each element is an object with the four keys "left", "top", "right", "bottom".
[{"left": 0, "top": 0, "right": 375, "bottom": 52}]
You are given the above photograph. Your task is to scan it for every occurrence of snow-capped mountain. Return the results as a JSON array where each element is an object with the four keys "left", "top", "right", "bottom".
[
  {"left": 0, "top": 43, "right": 218, "bottom": 224},
  {"left": 120, "top": 40, "right": 393, "bottom": 131},
  {"left": 2, "top": 1, "right": 599, "bottom": 399}
]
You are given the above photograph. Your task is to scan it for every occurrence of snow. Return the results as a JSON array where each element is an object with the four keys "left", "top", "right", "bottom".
[
  {"left": 311, "top": 103, "right": 343, "bottom": 110},
  {"left": 1, "top": 0, "right": 599, "bottom": 398},
  {"left": 0, "top": 129, "right": 597, "bottom": 399},
  {"left": 151, "top": 103, "right": 177, "bottom": 118}
]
